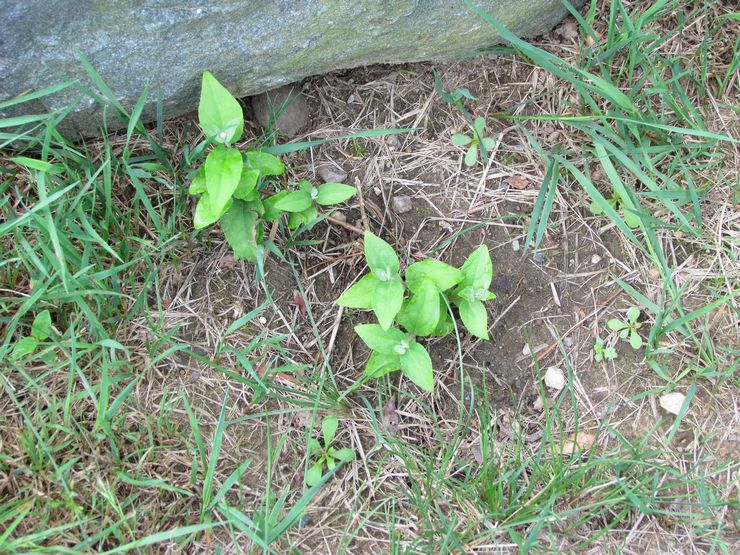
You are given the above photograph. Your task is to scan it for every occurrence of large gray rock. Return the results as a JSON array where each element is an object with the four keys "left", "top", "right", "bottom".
[{"left": 0, "top": 1, "right": 581, "bottom": 137}]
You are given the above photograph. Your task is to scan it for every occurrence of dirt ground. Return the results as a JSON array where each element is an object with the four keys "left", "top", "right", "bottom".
[{"left": 119, "top": 13, "right": 740, "bottom": 553}]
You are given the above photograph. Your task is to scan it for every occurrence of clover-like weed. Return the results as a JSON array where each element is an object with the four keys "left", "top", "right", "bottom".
[
  {"left": 451, "top": 116, "right": 495, "bottom": 167},
  {"left": 607, "top": 306, "right": 643, "bottom": 349},
  {"left": 593, "top": 336, "right": 618, "bottom": 362},
  {"left": 305, "top": 416, "right": 354, "bottom": 486}
]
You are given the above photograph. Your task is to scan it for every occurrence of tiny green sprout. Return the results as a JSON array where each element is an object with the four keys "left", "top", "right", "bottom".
[
  {"left": 272, "top": 179, "right": 356, "bottom": 230},
  {"left": 11, "top": 310, "right": 53, "bottom": 360},
  {"left": 593, "top": 337, "right": 618, "bottom": 363},
  {"left": 607, "top": 306, "right": 643, "bottom": 349},
  {"left": 589, "top": 190, "right": 640, "bottom": 229},
  {"left": 305, "top": 416, "right": 355, "bottom": 486},
  {"left": 451, "top": 116, "right": 496, "bottom": 167}
]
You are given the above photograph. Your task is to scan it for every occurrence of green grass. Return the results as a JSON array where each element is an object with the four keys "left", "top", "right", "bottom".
[{"left": 1, "top": 0, "right": 738, "bottom": 552}]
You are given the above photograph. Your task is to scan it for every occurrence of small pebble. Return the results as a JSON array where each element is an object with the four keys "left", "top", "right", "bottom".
[
  {"left": 391, "top": 195, "right": 413, "bottom": 214},
  {"left": 298, "top": 514, "right": 312, "bottom": 529},
  {"left": 591, "top": 254, "right": 602, "bottom": 264},
  {"left": 331, "top": 210, "right": 347, "bottom": 223},
  {"left": 387, "top": 134, "right": 400, "bottom": 149},
  {"left": 648, "top": 267, "right": 660, "bottom": 280},
  {"left": 373, "top": 186, "right": 382, "bottom": 196},
  {"left": 318, "top": 164, "right": 348, "bottom": 183},
  {"left": 511, "top": 239, "right": 520, "bottom": 252},
  {"left": 533, "top": 252, "right": 545, "bottom": 264},
  {"left": 259, "top": 316, "right": 267, "bottom": 325},
  {"left": 564, "top": 336, "right": 574, "bottom": 347}
]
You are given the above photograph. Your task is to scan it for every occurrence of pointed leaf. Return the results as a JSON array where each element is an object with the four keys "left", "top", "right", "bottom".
[
  {"left": 219, "top": 201, "right": 261, "bottom": 261},
  {"left": 334, "top": 448, "right": 354, "bottom": 462},
  {"left": 205, "top": 145, "right": 243, "bottom": 214},
  {"left": 364, "top": 231, "right": 399, "bottom": 279},
  {"left": 406, "top": 260, "right": 463, "bottom": 293},
  {"left": 459, "top": 299, "right": 489, "bottom": 339},
  {"left": 402, "top": 280, "right": 440, "bottom": 337},
  {"left": 316, "top": 183, "right": 356, "bottom": 205},
  {"left": 399, "top": 342, "right": 434, "bottom": 392},
  {"left": 233, "top": 167, "right": 260, "bottom": 200},
  {"left": 188, "top": 165, "right": 206, "bottom": 195},
  {"left": 459, "top": 245, "right": 493, "bottom": 290},
  {"left": 354, "top": 324, "right": 406, "bottom": 355},
  {"left": 371, "top": 277, "right": 404, "bottom": 330},
  {"left": 274, "top": 190, "right": 312, "bottom": 213},
  {"left": 193, "top": 193, "right": 232, "bottom": 229},
  {"left": 322, "top": 416, "right": 338, "bottom": 446},
  {"left": 198, "top": 71, "right": 244, "bottom": 144},
  {"left": 451, "top": 133, "right": 472, "bottom": 147},
  {"left": 31, "top": 310, "right": 52, "bottom": 340},
  {"left": 365, "top": 351, "right": 402, "bottom": 377},
  {"left": 244, "top": 151, "right": 284, "bottom": 176},
  {"left": 337, "top": 273, "right": 379, "bottom": 309},
  {"left": 262, "top": 191, "right": 289, "bottom": 221}
]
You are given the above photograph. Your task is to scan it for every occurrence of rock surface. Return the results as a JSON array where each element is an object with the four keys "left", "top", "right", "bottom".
[
  {"left": 1, "top": 1, "right": 583, "bottom": 136},
  {"left": 251, "top": 85, "right": 309, "bottom": 138}
]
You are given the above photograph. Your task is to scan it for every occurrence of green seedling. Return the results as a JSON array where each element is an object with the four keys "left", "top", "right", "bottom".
[
  {"left": 607, "top": 307, "right": 643, "bottom": 349},
  {"left": 593, "top": 337, "right": 618, "bottom": 362},
  {"left": 589, "top": 189, "right": 640, "bottom": 228},
  {"left": 451, "top": 116, "right": 496, "bottom": 167},
  {"left": 188, "top": 71, "right": 355, "bottom": 261},
  {"left": 11, "top": 310, "right": 53, "bottom": 360},
  {"left": 337, "top": 232, "right": 496, "bottom": 391},
  {"left": 271, "top": 179, "right": 356, "bottom": 230},
  {"left": 305, "top": 416, "right": 354, "bottom": 486}
]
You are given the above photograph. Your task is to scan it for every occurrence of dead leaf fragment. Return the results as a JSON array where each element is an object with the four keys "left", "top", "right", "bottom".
[
  {"left": 382, "top": 394, "right": 399, "bottom": 434},
  {"left": 293, "top": 290, "right": 307, "bottom": 317},
  {"left": 544, "top": 366, "right": 566, "bottom": 390},
  {"left": 561, "top": 432, "right": 596, "bottom": 455},
  {"left": 470, "top": 440, "right": 483, "bottom": 466},
  {"left": 503, "top": 175, "right": 529, "bottom": 190},
  {"left": 660, "top": 392, "right": 687, "bottom": 415}
]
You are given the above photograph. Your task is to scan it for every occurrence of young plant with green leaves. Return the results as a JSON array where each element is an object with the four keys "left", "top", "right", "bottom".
[
  {"left": 11, "top": 310, "right": 53, "bottom": 360},
  {"left": 188, "top": 71, "right": 356, "bottom": 261},
  {"left": 608, "top": 307, "right": 643, "bottom": 349},
  {"left": 589, "top": 188, "right": 640, "bottom": 228},
  {"left": 452, "top": 116, "right": 496, "bottom": 167},
  {"left": 305, "top": 416, "right": 355, "bottom": 486},
  {"left": 337, "top": 231, "right": 496, "bottom": 391},
  {"left": 271, "top": 179, "right": 356, "bottom": 230},
  {"left": 593, "top": 336, "right": 618, "bottom": 363}
]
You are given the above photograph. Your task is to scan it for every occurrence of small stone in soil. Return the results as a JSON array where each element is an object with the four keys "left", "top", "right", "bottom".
[
  {"left": 299, "top": 515, "right": 312, "bottom": 528},
  {"left": 533, "top": 252, "right": 546, "bottom": 264},
  {"left": 391, "top": 195, "right": 412, "bottom": 214},
  {"left": 318, "top": 164, "right": 348, "bottom": 183},
  {"left": 492, "top": 275, "right": 513, "bottom": 292},
  {"left": 591, "top": 254, "right": 602, "bottom": 264},
  {"left": 512, "top": 239, "right": 520, "bottom": 252},
  {"left": 251, "top": 84, "right": 309, "bottom": 138},
  {"left": 331, "top": 210, "right": 347, "bottom": 223}
]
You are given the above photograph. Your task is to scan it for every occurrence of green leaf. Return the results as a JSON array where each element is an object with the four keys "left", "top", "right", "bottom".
[
  {"left": 402, "top": 280, "right": 440, "bottom": 337},
  {"left": 12, "top": 336, "right": 38, "bottom": 360},
  {"left": 337, "top": 273, "right": 379, "bottom": 309},
  {"left": 315, "top": 183, "right": 357, "bottom": 206},
  {"left": 233, "top": 167, "right": 260, "bottom": 200},
  {"left": 205, "top": 145, "right": 243, "bottom": 214},
  {"left": 193, "top": 193, "right": 232, "bottom": 229},
  {"left": 459, "top": 245, "right": 493, "bottom": 290},
  {"left": 473, "top": 116, "right": 486, "bottom": 137},
  {"left": 364, "top": 231, "right": 399, "bottom": 279},
  {"left": 198, "top": 71, "right": 244, "bottom": 144},
  {"left": 244, "top": 151, "right": 284, "bottom": 176},
  {"left": 432, "top": 309, "right": 454, "bottom": 337},
  {"left": 326, "top": 456, "right": 336, "bottom": 471},
  {"left": 399, "top": 342, "right": 434, "bottom": 392},
  {"left": 188, "top": 165, "right": 206, "bottom": 195},
  {"left": 307, "top": 437, "right": 321, "bottom": 454},
  {"left": 364, "top": 351, "right": 402, "bottom": 377},
  {"left": 464, "top": 145, "right": 478, "bottom": 166},
  {"left": 219, "top": 201, "right": 262, "bottom": 261},
  {"left": 273, "top": 190, "right": 312, "bottom": 213},
  {"left": 459, "top": 299, "right": 489, "bottom": 339},
  {"left": 262, "top": 191, "right": 289, "bottom": 221},
  {"left": 305, "top": 462, "right": 323, "bottom": 486},
  {"left": 31, "top": 310, "right": 52, "bottom": 340},
  {"left": 406, "top": 260, "right": 463, "bottom": 293},
  {"left": 334, "top": 448, "right": 355, "bottom": 462},
  {"left": 287, "top": 205, "right": 317, "bottom": 230},
  {"left": 322, "top": 416, "right": 338, "bottom": 446},
  {"left": 607, "top": 318, "right": 628, "bottom": 332},
  {"left": 627, "top": 306, "right": 641, "bottom": 324},
  {"left": 480, "top": 137, "right": 495, "bottom": 150},
  {"left": 451, "top": 133, "right": 472, "bottom": 147},
  {"left": 354, "top": 324, "right": 407, "bottom": 356},
  {"left": 371, "top": 277, "right": 404, "bottom": 330},
  {"left": 629, "top": 330, "right": 643, "bottom": 349}
]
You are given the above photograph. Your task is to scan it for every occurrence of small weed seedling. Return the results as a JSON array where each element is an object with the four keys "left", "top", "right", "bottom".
[
  {"left": 589, "top": 189, "right": 640, "bottom": 228},
  {"left": 271, "top": 179, "right": 356, "bottom": 230},
  {"left": 11, "top": 310, "right": 53, "bottom": 360},
  {"left": 188, "top": 71, "right": 356, "bottom": 261},
  {"left": 593, "top": 336, "right": 618, "bottom": 362},
  {"left": 305, "top": 416, "right": 354, "bottom": 486},
  {"left": 608, "top": 307, "right": 643, "bottom": 349},
  {"left": 338, "top": 231, "right": 495, "bottom": 391},
  {"left": 452, "top": 116, "right": 496, "bottom": 167}
]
